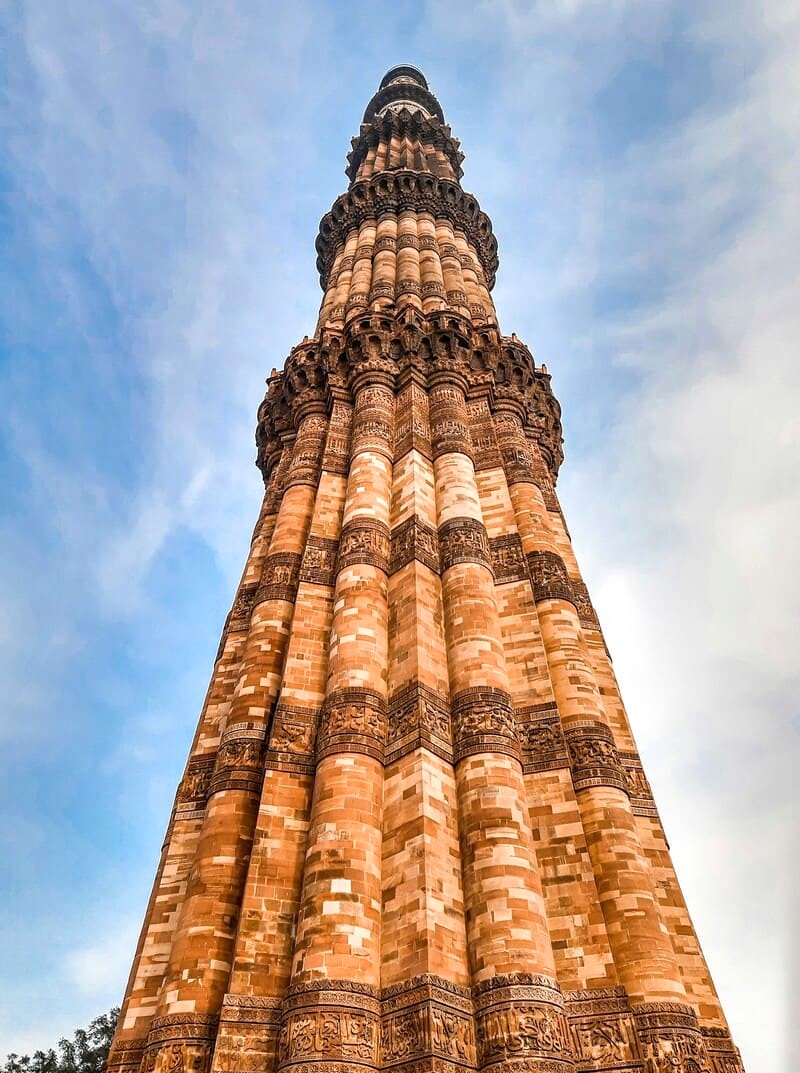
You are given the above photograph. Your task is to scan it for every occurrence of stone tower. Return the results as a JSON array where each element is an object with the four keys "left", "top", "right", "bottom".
[{"left": 107, "top": 67, "right": 745, "bottom": 1073}]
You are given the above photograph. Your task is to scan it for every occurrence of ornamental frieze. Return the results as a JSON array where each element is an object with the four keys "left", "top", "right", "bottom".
[
  {"left": 318, "top": 687, "right": 388, "bottom": 763},
  {"left": 176, "top": 755, "right": 215, "bottom": 809},
  {"left": 526, "top": 549, "right": 577, "bottom": 608},
  {"left": 473, "top": 975, "right": 572, "bottom": 1072},
  {"left": 451, "top": 687, "right": 519, "bottom": 763},
  {"left": 228, "top": 582, "right": 259, "bottom": 631},
  {"left": 299, "top": 535, "right": 340, "bottom": 588},
  {"left": 265, "top": 702, "right": 319, "bottom": 774},
  {"left": 619, "top": 751, "right": 659, "bottom": 817},
  {"left": 633, "top": 1003, "right": 714, "bottom": 1073},
  {"left": 517, "top": 704, "right": 569, "bottom": 774},
  {"left": 337, "top": 518, "right": 391, "bottom": 574},
  {"left": 390, "top": 515, "right": 440, "bottom": 575},
  {"left": 489, "top": 533, "right": 528, "bottom": 585},
  {"left": 394, "top": 381, "right": 432, "bottom": 460},
  {"left": 278, "top": 981, "right": 381, "bottom": 1072},
  {"left": 572, "top": 579, "right": 600, "bottom": 630},
  {"left": 255, "top": 552, "right": 303, "bottom": 605},
  {"left": 209, "top": 724, "right": 266, "bottom": 795},
  {"left": 438, "top": 516, "right": 492, "bottom": 574},
  {"left": 346, "top": 108, "right": 464, "bottom": 182},
  {"left": 386, "top": 680, "right": 451, "bottom": 765},
  {"left": 564, "top": 723, "right": 627, "bottom": 794}
]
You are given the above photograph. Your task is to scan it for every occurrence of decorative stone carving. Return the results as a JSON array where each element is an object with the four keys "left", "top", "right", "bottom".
[
  {"left": 321, "top": 399, "right": 353, "bottom": 475},
  {"left": 346, "top": 108, "right": 464, "bottom": 182},
  {"left": 379, "top": 974, "right": 476, "bottom": 1069},
  {"left": 489, "top": 533, "right": 527, "bottom": 585},
  {"left": 387, "top": 680, "right": 452, "bottom": 764},
  {"left": 285, "top": 413, "right": 328, "bottom": 486},
  {"left": 265, "top": 702, "right": 319, "bottom": 775},
  {"left": 473, "top": 975, "right": 573, "bottom": 1072},
  {"left": 564, "top": 722, "right": 627, "bottom": 794},
  {"left": 277, "top": 981, "right": 380, "bottom": 1071},
  {"left": 337, "top": 519, "right": 391, "bottom": 574},
  {"left": 318, "top": 687, "right": 388, "bottom": 763},
  {"left": 702, "top": 1028, "right": 746, "bottom": 1073},
  {"left": 390, "top": 515, "right": 441, "bottom": 575},
  {"left": 428, "top": 382, "right": 473, "bottom": 459},
  {"left": 255, "top": 552, "right": 303, "bottom": 605},
  {"left": 209, "top": 724, "right": 266, "bottom": 795},
  {"left": 300, "top": 536, "right": 340, "bottom": 588},
  {"left": 316, "top": 172, "right": 498, "bottom": 292},
  {"left": 228, "top": 582, "right": 258, "bottom": 632},
  {"left": 633, "top": 1003, "right": 714, "bottom": 1073},
  {"left": 176, "top": 756, "right": 215, "bottom": 809},
  {"left": 438, "top": 517, "right": 492, "bottom": 574},
  {"left": 526, "top": 549, "right": 576, "bottom": 608},
  {"left": 451, "top": 687, "right": 519, "bottom": 763},
  {"left": 517, "top": 704, "right": 569, "bottom": 774},
  {"left": 467, "top": 397, "right": 503, "bottom": 471},
  {"left": 394, "top": 381, "right": 432, "bottom": 460},
  {"left": 572, "top": 579, "right": 600, "bottom": 630},
  {"left": 620, "top": 751, "right": 659, "bottom": 817}
]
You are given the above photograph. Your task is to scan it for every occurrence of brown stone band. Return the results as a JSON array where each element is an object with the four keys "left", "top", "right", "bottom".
[
  {"left": 517, "top": 704, "right": 569, "bottom": 775},
  {"left": 277, "top": 980, "right": 381, "bottom": 1072},
  {"left": 337, "top": 519, "right": 391, "bottom": 574},
  {"left": 265, "top": 702, "right": 319, "bottom": 774},
  {"left": 438, "top": 517, "right": 492, "bottom": 574},
  {"left": 299, "top": 535, "right": 339, "bottom": 587},
  {"left": 387, "top": 680, "right": 452, "bottom": 765},
  {"left": 564, "top": 722, "right": 628, "bottom": 794},
  {"left": 390, "top": 515, "right": 440, "bottom": 575},
  {"left": 632, "top": 1002, "right": 719, "bottom": 1072},
  {"left": 451, "top": 687, "right": 519, "bottom": 764},
  {"left": 472, "top": 974, "right": 573, "bottom": 1073},
  {"left": 255, "top": 552, "right": 303, "bottom": 605},
  {"left": 209, "top": 724, "right": 267, "bottom": 795},
  {"left": 316, "top": 173, "right": 499, "bottom": 290},
  {"left": 526, "top": 549, "right": 577, "bottom": 608},
  {"left": 317, "top": 687, "right": 388, "bottom": 762},
  {"left": 489, "top": 533, "right": 527, "bottom": 585}
]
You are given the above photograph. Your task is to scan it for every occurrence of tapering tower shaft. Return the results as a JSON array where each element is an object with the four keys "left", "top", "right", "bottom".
[{"left": 107, "top": 65, "right": 745, "bottom": 1073}]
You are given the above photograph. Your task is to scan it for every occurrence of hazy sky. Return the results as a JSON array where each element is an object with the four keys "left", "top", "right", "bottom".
[{"left": 2, "top": 3, "right": 797, "bottom": 1071}]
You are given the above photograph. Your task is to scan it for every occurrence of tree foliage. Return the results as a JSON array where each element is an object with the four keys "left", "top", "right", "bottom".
[{"left": 3, "top": 1008, "right": 119, "bottom": 1073}]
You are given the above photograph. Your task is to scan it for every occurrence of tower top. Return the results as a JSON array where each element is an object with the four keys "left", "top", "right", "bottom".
[{"left": 362, "top": 65, "right": 445, "bottom": 124}]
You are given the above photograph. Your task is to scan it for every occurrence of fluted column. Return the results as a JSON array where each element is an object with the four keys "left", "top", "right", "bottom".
[
  {"left": 276, "top": 357, "right": 394, "bottom": 1073},
  {"left": 144, "top": 406, "right": 327, "bottom": 1070},
  {"left": 492, "top": 404, "right": 719, "bottom": 1066},
  {"left": 428, "top": 368, "right": 573, "bottom": 1073}
]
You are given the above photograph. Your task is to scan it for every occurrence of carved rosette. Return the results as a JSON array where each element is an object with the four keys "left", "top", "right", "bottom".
[
  {"left": 255, "top": 552, "right": 303, "bottom": 606},
  {"left": 387, "top": 680, "right": 452, "bottom": 764},
  {"left": 337, "top": 519, "right": 391, "bottom": 575},
  {"left": 564, "top": 722, "right": 627, "bottom": 794},
  {"left": 277, "top": 981, "right": 381, "bottom": 1072},
  {"left": 517, "top": 705, "right": 569, "bottom": 775},
  {"left": 209, "top": 724, "right": 266, "bottom": 796},
  {"left": 438, "top": 517, "right": 493, "bottom": 575},
  {"left": 265, "top": 702, "right": 319, "bottom": 775},
  {"left": 390, "top": 515, "right": 441, "bottom": 575},
  {"left": 632, "top": 1003, "right": 714, "bottom": 1073},
  {"left": 451, "top": 687, "right": 520, "bottom": 763},
  {"left": 317, "top": 687, "right": 388, "bottom": 763},
  {"left": 473, "top": 975, "right": 574, "bottom": 1073},
  {"left": 380, "top": 974, "right": 476, "bottom": 1071},
  {"left": 526, "top": 550, "right": 576, "bottom": 608}
]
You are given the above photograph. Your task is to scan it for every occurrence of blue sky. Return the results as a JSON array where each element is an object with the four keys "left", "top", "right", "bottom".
[{"left": 1, "top": 4, "right": 797, "bottom": 1071}]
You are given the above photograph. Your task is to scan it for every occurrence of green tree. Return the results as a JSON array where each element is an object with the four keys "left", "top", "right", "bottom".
[{"left": 3, "top": 1009, "right": 119, "bottom": 1073}]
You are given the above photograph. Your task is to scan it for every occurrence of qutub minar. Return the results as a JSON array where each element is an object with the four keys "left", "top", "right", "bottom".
[{"left": 107, "top": 68, "right": 745, "bottom": 1073}]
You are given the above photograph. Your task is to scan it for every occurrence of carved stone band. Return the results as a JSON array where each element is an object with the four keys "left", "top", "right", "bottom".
[
  {"left": 473, "top": 975, "right": 573, "bottom": 1073},
  {"left": 526, "top": 549, "right": 577, "bottom": 608},
  {"left": 565, "top": 986, "right": 639, "bottom": 1069},
  {"left": 516, "top": 705, "right": 569, "bottom": 775},
  {"left": 299, "top": 535, "right": 339, "bottom": 588},
  {"left": 564, "top": 722, "right": 627, "bottom": 794},
  {"left": 265, "top": 702, "right": 319, "bottom": 775},
  {"left": 390, "top": 515, "right": 440, "bottom": 575},
  {"left": 143, "top": 1012, "right": 218, "bottom": 1071},
  {"left": 337, "top": 519, "right": 391, "bottom": 574},
  {"left": 632, "top": 1002, "right": 716, "bottom": 1073},
  {"left": 451, "top": 687, "right": 519, "bottom": 763},
  {"left": 105, "top": 1040, "right": 143, "bottom": 1073},
  {"left": 277, "top": 981, "right": 381, "bottom": 1072},
  {"left": 381, "top": 974, "right": 476, "bottom": 1070},
  {"left": 285, "top": 415, "right": 327, "bottom": 488},
  {"left": 438, "top": 517, "right": 492, "bottom": 575},
  {"left": 318, "top": 687, "right": 388, "bottom": 763},
  {"left": 209, "top": 724, "right": 267, "bottom": 796},
  {"left": 255, "top": 552, "right": 303, "bottom": 605},
  {"left": 572, "top": 579, "right": 600, "bottom": 630},
  {"left": 228, "top": 582, "right": 258, "bottom": 632},
  {"left": 489, "top": 533, "right": 527, "bottom": 585},
  {"left": 176, "top": 755, "right": 215, "bottom": 811},
  {"left": 387, "top": 680, "right": 452, "bottom": 765}
]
